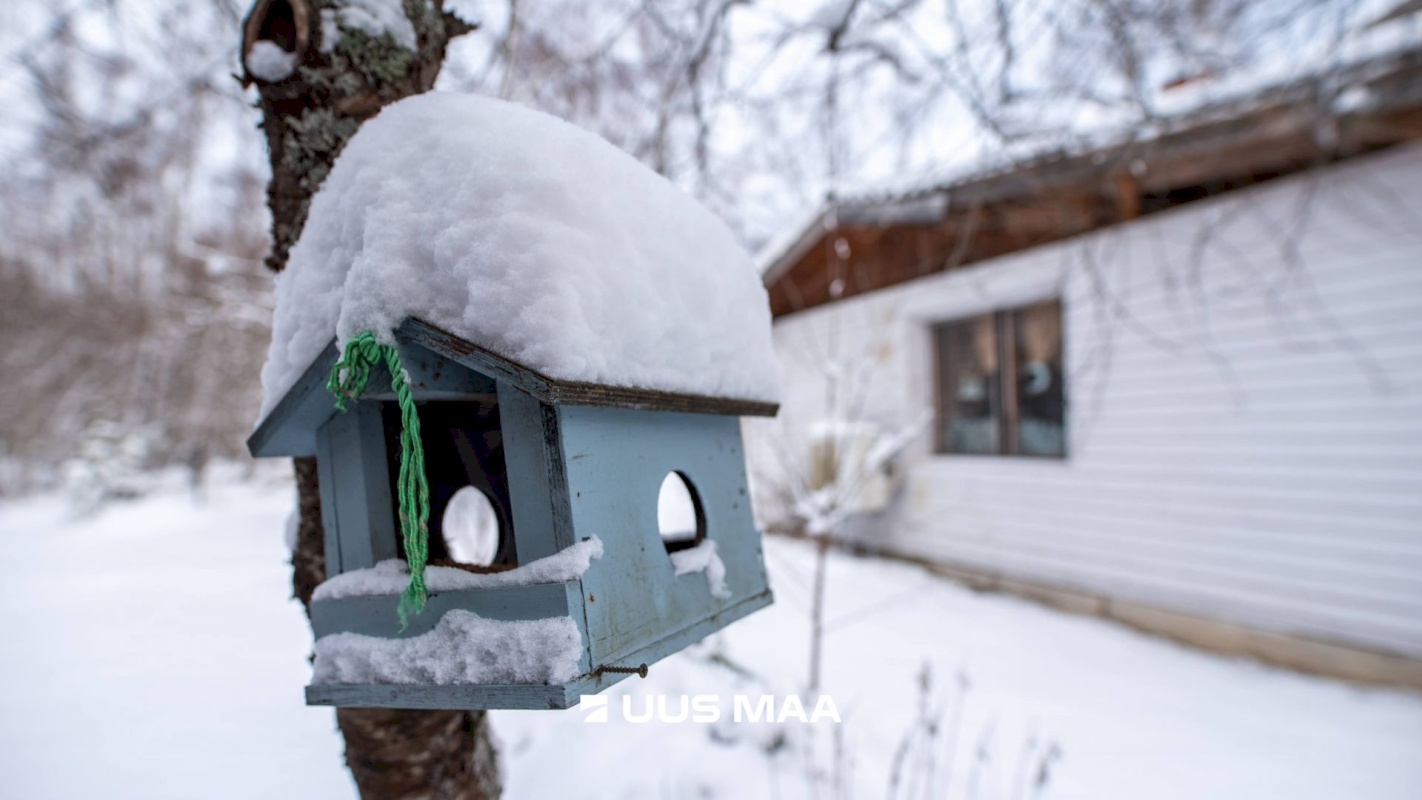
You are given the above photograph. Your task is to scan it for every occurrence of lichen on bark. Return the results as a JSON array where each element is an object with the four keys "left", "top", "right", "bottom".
[
  {"left": 244, "top": 0, "right": 475, "bottom": 273},
  {"left": 334, "top": 27, "right": 415, "bottom": 87}
]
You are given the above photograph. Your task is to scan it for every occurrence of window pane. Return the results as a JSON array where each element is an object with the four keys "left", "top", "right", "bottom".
[
  {"left": 935, "top": 314, "right": 1001, "bottom": 454},
  {"left": 1012, "top": 301, "right": 1065, "bottom": 456}
]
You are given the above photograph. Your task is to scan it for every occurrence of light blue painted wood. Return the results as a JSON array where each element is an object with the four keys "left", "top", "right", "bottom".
[
  {"left": 363, "top": 339, "right": 499, "bottom": 400},
  {"left": 247, "top": 342, "right": 340, "bottom": 457},
  {"left": 252, "top": 314, "right": 776, "bottom": 461},
  {"left": 310, "top": 582, "right": 582, "bottom": 639},
  {"left": 306, "top": 682, "right": 573, "bottom": 710},
  {"left": 321, "top": 402, "right": 399, "bottom": 575},
  {"left": 396, "top": 317, "right": 779, "bottom": 417},
  {"left": 558, "top": 405, "right": 773, "bottom": 666},
  {"left": 496, "top": 383, "right": 575, "bottom": 563},
  {"left": 302, "top": 589, "right": 771, "bottom": 710},
  {"left": 397, "top": 319, "right": 555, "bottom": 403},
  {"left": 248, "top": 336, "right": 501, "bottom": 459},
  {"left": 575, "top": 588, "right": 773, "bottom": 695},
  {"left": 257, "top": 320, "right": 776, "bottom": 710},
  {"left": 314, "top": 425, "right": 345, "bottom": 576}
]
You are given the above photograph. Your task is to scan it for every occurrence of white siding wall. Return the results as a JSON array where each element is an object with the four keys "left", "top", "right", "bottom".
[{"left": 757, "top": 142, "right": 1422, "bottom": 658}]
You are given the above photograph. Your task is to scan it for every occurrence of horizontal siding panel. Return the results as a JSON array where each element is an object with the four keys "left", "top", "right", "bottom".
[
  {"left": 902, "top": 494, "right": 1422, "bottom": 566},
  {"left": 1063, "top": 268, "right": 1422, "bottom": 326},
  {"left": 906, "top": 538, "right": 1422, "bottom": 657},
  {"left": 1058, "top": 233, "right": 1422, "bottom": 286},
  {"left": 1059, "top": 236, "right": 1422, "bottom": 287},
  {"left": 1068, "top": 330, "right": 1422, "bottom": 373},
  {"left": 1052, "top": 222, "right": 1422, "bottom": 278},
  {"left": 918, "top": 518, "right": 1422, "bottom": 611},
  {"left": 1076, "top": 441, "right": 1422, "bottom": 465},
  {"left": 1064, "top": 445, "right": 1422, "bottom": 473},
  {"left": 894, "top": 532, "right": 1422, "bottom": 648},
  {"left": 908, "top": 535, "right": 1422, "bottom": 638},
  {"left": 1059, "top": 286, "right": 1408, "bottom": 336},
  {"left": 1076, "top": 423, "right": 1422, "bottom": 448},
  {"left": 901, "top": 490, "right": 1422, "bottom": 586},
  {"left": 1091, "top": 402, "right": 1422, "bottom": 425},
  {"left": 1075, "top": 344, "right": 1422, "bottom": 381},
  {"left": 912, "top": 504, "right": 1420, "bottom": 563},
  {"left": 1027, "top": 492, "right": 1422, "bottom": 544},
  {"left": 907, "top": 479, "right": 1422, "bottom": 553},
  {"left": 912, "top": 478, "right": 1422, "bottom": 528},
  {"left": 918, "top": 460, "right": 1422, "bottom": 501},
  {"left": 1072, "top": 330, "right": 1422, "bottom": 369},
  {"left": 1083, "top": 382, "right": 1421, "bottom": 409}
]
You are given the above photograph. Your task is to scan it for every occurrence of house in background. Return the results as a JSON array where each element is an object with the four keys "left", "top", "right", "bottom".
[{"left": 753, "top": 43, "right": 1422, "bottom": 687}]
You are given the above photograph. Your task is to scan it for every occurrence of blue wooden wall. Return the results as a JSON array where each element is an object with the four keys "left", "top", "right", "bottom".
[
  {"left": 558, "top": 405, "right": 773, "bottom": 670},
  {"left": 280, "top": 333, "right": 773, "bottom": 708}
]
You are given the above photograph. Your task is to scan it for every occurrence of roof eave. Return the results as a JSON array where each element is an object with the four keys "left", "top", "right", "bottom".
[
  {"left": 402, "top": 318, "right": 780, "bottom": 417},
  {"left": 249, "top": 320, "right": 779, "bottom": 454}
]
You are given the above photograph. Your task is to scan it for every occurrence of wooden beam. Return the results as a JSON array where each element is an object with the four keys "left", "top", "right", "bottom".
[
  {"left": 1113, "top": 172, "right": 1141, "bottom": 220},
  {"left": 399, "top": 318, "right": 780, "bottom": 418}
]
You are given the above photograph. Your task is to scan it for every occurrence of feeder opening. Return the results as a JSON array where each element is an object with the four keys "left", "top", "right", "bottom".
[
  {"left": 383, "top": 400, "right": 518, "bottom": 569},
  {"left": 658, "top": 471, "right": 705, "bottom": 553},
  {"left": 441, "top": 486, "right": 501, "bottom": 567}
]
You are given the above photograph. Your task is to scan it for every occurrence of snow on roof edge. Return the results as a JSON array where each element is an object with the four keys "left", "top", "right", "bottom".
[
  {"left": 760, "top": 39, "right": 1422, "bottom": 279},
  {"left": 256, "top": 92, "right": 782, "bottom": 428}
]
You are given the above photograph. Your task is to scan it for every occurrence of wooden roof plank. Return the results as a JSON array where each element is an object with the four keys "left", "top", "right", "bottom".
[{"left": 248, "top": 317, "right": 777, "bottom": 454}]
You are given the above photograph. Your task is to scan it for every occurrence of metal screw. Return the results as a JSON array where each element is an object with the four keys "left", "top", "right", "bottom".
[{"left": 597, "top": 662, "right": 649, "bottom": 679}]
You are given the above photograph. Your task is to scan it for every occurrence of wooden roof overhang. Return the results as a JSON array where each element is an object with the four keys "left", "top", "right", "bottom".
[
  {"left": 249, "top": 318, "right": 780, "bottom": 458},
  {"left": 764, "top": 47, "right": 1422, "bottom": 318}
]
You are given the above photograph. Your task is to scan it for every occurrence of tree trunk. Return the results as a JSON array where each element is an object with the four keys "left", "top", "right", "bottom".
[
  {"left": 808, "top": 534, "right": 830, "bottom": 693},
  {"left": 243, "top": 3, "right": 499, "bottom": 797}
]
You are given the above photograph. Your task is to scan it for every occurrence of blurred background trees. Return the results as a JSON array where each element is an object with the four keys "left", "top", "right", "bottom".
[
  {"left": 0, "top": 1, "right": 269, "bottom": 492},
  {"left": 0, "top": 0, "right": 1392, "bottom": 495}
]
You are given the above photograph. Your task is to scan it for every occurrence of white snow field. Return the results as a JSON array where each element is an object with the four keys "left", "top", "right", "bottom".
[{"left": 2, "top": 474, "right": 1421, "bottom": 799}]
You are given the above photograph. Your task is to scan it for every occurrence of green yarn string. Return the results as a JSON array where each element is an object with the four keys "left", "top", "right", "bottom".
[{"left": 327, "top": 331, "right": 430, "bottom": 628}]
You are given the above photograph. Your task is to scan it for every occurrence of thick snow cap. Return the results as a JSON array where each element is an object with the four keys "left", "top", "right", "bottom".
[{"left": 258, "top": 92, "right": 780, "bottom": 421}]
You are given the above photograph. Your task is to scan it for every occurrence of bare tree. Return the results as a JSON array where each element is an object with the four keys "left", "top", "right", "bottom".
[
  {"left": 0, "top": 0, "right": 273, "bottom": 492},
  {"left": 747, "top": 295, "right": 926, "bottom": 692}
]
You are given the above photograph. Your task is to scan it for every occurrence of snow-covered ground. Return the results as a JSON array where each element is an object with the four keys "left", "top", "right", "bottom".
[{"left": 1, "top": 474, "right": 1420, "bottom": 799}]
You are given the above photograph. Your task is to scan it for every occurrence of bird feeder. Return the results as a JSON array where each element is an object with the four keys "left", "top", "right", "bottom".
[{"left": 249, "top": 318, "right": 778, "bottom": 709}]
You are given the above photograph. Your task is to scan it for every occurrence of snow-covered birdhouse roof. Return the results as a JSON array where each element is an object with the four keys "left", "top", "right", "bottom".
[{"left": 254, "top": 91, "right": 781, "bottom": 442}]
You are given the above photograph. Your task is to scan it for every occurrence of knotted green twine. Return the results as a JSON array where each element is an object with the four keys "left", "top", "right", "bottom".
[{"left": 327, "top": 332, "right": 430, "bottom": 628}]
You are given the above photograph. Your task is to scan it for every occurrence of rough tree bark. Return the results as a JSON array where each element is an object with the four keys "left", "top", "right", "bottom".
[{"left": 241, "top": 2, "right": 500, "bottom": 797}]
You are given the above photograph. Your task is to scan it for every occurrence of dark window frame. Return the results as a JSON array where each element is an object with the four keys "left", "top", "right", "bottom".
[{"left": 932, "top": 300, "right": 1067, "bottom": 459}]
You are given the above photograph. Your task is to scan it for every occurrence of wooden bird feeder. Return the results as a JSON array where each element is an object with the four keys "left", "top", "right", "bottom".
[{"left": 249, "top": 318, "right": 777, "bottom": 709}]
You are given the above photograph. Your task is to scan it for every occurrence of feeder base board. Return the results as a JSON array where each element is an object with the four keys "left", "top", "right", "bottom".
[{"left": 305, "top": 588, "right": 773, "bottom": 710}]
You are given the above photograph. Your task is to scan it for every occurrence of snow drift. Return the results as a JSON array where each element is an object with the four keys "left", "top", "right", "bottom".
[{"left": 258, "top": 92, "right": 780, "bottom": 422}]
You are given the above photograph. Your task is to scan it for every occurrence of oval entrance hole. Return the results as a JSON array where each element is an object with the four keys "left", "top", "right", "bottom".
[
  {"left": 441, "top": 485, "right": 501, "bottom": 567},
  {"left": 658, "top": 471, "right": 705, "bottom": 553}
]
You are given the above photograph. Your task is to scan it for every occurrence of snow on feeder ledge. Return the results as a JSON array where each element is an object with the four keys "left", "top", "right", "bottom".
[{"left": 248, "top": 92, "right": 780, "bottom": 710}]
